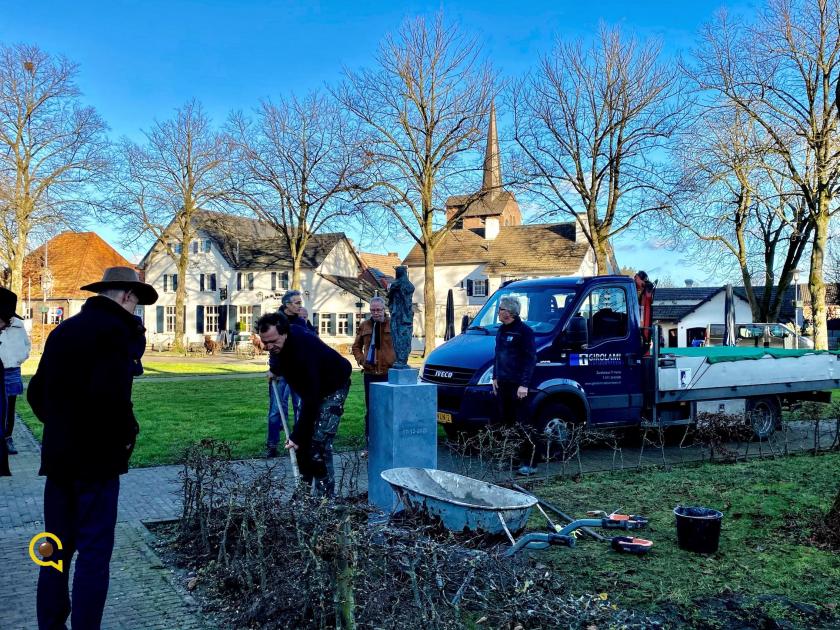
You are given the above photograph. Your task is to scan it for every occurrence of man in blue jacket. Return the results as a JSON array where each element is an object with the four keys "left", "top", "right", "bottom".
[
  {"left": 491, "top": 295, "right": 537, "bottom": 474},
  {"left": 28, "top": 267, "right": 156, "bottom": 629},
  {"left": 257, "top": 311, "right": 351, "bottom": 496}
]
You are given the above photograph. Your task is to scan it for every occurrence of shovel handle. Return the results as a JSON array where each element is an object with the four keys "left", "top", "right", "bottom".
[{"left": 270, "top": 379, "right": 300, "bottom": 482}]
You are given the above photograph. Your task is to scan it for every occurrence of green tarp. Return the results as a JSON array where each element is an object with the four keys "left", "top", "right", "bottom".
[{"left": 665, "top": 346, "right": 839, "bottom": 364}]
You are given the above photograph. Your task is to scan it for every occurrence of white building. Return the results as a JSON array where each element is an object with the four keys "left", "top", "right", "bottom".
[
  {"left": 139, "top": 212, "right": 382, "bottom": 348},
  {"left": 403, "top": 104, "right": 605, "bottom": 341}
]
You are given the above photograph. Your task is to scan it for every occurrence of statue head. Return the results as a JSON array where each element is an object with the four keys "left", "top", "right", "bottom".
[{"left": 395, "top": 265, "right": 407, "bottom": 279}]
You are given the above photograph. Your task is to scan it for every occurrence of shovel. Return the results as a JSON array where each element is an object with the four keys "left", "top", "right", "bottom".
[{"left": 270, "top": 379, "right": 300, "bottom": 482}]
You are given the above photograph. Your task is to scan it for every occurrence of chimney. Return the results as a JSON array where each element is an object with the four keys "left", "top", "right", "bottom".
[
  {"left": 388, "top": 252, "right": 398, "bottom": 257},
  {"left": 485, "top": 216, "right": 500, "bottom": 240},
  {"left": 574, "top": 213, "right": 588, "bottom": 243},
  {"left": 685, "top": 279, "right": 695, "bottom": 287}
]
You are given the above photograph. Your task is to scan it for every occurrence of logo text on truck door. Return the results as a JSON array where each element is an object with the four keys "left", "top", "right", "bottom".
[{"left": 570, "top": 353, "right": 622, "bottom": 366}]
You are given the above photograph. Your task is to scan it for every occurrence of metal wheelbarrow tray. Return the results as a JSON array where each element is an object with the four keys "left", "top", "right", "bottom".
[{"left": 381, "top": 468, "right": 537, "bottom": 535}]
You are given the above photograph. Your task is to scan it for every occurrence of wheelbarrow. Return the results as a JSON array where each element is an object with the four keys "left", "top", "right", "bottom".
[{"left": 380, "top": 468, "right": 538, "bottom": 537}]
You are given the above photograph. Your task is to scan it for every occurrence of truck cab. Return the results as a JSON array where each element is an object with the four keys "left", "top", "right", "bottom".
[{"left": 422, "top": 275, "right": 646, "bottom": 438}]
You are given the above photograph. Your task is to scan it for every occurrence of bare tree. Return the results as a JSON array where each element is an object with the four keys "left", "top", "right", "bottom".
[
  {"left": 669, "top": 106, "right": 812, "bottom": 321},
  {"left": 335, "top": 14, "right": 495, "bottom": 353},
  {"left": 226, "top": 91, "right": 364, "bottom": 289},
  {"left": 511, "top": 25, "right": 686, "bottom": 274},
  {"left": 107, "top": 100, "right": 230, "bottom": 350},
  {"left": 0, "top": 44, "right": 109, "bottom": 294},
  {"left": 689, "top": 1, "right": 840, "bottom": 349}
]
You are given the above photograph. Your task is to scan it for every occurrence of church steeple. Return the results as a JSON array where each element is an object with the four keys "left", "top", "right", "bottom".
[{"left": 482, "top": 101, "right": 501, "bottom": 192}]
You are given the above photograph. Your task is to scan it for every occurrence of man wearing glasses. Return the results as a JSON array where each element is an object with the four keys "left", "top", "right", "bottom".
[
  {"left": 266, "top": 289, "right": 310, "bottom": 457},
  {"left": 491, "top": 296, "right": 537, "bottom": 474}
]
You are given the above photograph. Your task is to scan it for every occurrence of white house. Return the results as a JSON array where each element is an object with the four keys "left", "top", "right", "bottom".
[
  {"left": 139, "top": 212, "right": 382, "bottom": 348},
  {"left": 403, "top": 104, "right": 605, "bottom": 341}
]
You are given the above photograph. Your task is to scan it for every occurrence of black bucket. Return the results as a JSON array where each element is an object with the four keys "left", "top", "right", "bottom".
[{"left": 674, "top": 506, "right": 723, "bottom": 553}]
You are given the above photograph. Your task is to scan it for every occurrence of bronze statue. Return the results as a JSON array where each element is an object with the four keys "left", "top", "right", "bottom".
[{"left": 387, "top": 266, "right": 415, "bottom": 368}]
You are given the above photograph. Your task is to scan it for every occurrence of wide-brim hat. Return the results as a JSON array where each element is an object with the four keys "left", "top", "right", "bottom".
[
  {"left": 81, "top": 266, "right": 158, "bottom": 305},
  {"left": 0, "top": 287, "right": 21, "bottom": 321}
]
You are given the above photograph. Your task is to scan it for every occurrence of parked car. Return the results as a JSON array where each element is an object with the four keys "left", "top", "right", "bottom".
[{"left": 705, "top": 323, "right": 813, "bottom": 349}]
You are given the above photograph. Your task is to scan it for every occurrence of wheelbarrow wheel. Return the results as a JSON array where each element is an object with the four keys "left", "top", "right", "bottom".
[{"left": 530, "top": 401, "right": 583, "bottom": 461}]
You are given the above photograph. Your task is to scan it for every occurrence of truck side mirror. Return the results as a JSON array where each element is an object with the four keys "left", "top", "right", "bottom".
[{"left": 564, "top": 315, "right": 588, "bottom": 348}]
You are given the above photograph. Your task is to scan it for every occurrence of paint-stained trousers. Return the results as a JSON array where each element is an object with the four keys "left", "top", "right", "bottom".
[{"left": 298, "top": 380, "right": 350, "bottom": 496}]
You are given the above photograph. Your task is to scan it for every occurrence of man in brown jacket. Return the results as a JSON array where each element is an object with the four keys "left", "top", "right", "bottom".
[{"left": 351, "top": 296, "right": 395, "bottom": 451}]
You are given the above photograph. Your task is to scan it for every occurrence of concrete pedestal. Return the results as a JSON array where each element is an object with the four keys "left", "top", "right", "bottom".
[{"left": 367, "top": 368, "right": 437, "bottom": 512}]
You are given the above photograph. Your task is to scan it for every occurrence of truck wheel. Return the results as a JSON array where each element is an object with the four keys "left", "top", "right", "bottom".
[
  {"left": 747, "top": 397, "right": 780, "bottom": 440},
  {"left": 532, "top": 402, "right": 582, "bottom": 459}
]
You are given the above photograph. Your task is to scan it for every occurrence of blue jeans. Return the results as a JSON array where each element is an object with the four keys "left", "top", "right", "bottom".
[
  {"left": 37, "top": 476, "right": 120, "bottom": 630},
  {"left": 267, "top": 378, "right": 301, "bottom": 447}
]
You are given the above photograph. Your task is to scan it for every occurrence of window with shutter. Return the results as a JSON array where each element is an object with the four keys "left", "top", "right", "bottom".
[
  {"left": 210, "top": 274, "right": 217, "bottom": 291},
  {"left": 247, "top": 272, "right": 254, "bottom": 290},
  {"left": 204, "top": 239, "right": 212, "bottom": 253},
  {"left": 196, "top": 305, "right": 205, "bottom": 333},
  {"left": 271, "top": 272, "right": 276, "bottom": 291},
  {"left": 163, "top": 275, "right": 168, "bottom": 293},
  {"left": 237, "top": 273, "right": 242, "bottom": 290},
  {"left": 200, "top": 274, "right": 205, "bottom": 292},
  {"left": 466, "top": 279, "right": 473, "bottom": 296},
  {"left": 218, "top": 305, "right": 227, "bottom": 332},
  {"left": 156, "top": 305, "right": 164, "bottom": 333}
]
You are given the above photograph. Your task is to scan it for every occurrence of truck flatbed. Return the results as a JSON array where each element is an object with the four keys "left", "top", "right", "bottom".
[{"left": 656, "top": 347, "right": 840, "bottom": 403}]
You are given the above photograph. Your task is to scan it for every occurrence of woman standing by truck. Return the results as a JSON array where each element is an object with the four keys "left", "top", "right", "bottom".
[{"left": 491, "top": 296, "right": 538, "bottom": 474}]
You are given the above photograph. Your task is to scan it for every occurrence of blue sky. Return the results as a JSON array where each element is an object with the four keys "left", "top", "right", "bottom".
[{"left": 1, "top": 1, "right": 758, "bottom": 284}]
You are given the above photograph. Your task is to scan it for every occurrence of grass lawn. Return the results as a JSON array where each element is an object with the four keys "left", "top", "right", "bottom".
[
  {"left": 20, "top": 370, "right": 368, "bottom": 467},
  {"left": 527, "top": 453, "right": 840, "bottom": 625}
]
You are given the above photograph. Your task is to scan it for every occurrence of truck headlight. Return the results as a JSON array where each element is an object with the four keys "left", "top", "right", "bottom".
[{"left": 476, "top": 365, "right": 494, "bottom": 385}]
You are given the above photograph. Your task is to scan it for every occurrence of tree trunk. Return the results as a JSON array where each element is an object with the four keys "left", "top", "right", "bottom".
[
  {"left": 810, "top": 207, "right": 829, "bottom": 350},
  {"left": 593, "top": 237, "right": 609, "bottom": 275},
  {"left": 10, "top": 227, "right": 27, "bottom": 297},
  {"left": 423, "top": 247, "right": 436, "bottom": 356},
  {"left": 174, "top": 250, "right": 189, "bottom": 352},
  {"left": 292, "top": 257, "right": 302, "bottom": 291}
]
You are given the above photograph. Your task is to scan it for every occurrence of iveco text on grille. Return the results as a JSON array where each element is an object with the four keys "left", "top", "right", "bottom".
[{"left": 434, "top": 370, "right": 454, "bottom": 378}]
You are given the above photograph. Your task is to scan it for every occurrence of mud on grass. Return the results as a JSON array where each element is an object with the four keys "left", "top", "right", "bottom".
[{"left": 519, "top": 452, "right": 840, "bottom": 627}]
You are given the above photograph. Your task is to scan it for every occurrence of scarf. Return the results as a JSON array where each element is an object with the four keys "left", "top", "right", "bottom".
[{"left": 366, "top": 320, "right": 382, "bottom": 364}]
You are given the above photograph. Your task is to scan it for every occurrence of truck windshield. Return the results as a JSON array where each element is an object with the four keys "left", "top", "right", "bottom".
[{"left": 468, "top": 286, "right": 577, "bottom": 334}]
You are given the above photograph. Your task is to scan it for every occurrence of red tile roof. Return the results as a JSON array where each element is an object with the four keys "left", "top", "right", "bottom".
[{"left": 23, "top": 232, "right": 134, "bottom": 300}]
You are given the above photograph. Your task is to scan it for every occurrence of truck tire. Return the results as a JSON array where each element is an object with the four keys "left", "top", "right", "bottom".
[
  {"left": 531, "top": 401, "right": 582, "bottom": 460},
  {"left": 747, "top": 396, "right": 780, "bottom": 440}
]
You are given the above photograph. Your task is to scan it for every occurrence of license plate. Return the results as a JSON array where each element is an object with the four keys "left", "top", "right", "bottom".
[{"left": 437, "top": 411, "right": 453, "bottom": 424}]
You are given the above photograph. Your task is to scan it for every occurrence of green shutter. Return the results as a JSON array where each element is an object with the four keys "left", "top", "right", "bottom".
[
  {"left": 156, "top": 306, "right": 164, "bottom": 333},
  {"left": 346, "top": 313, "right": 354, "bottom": 336},
  {"left": 196, "top": 305, "right": 205, "bottom": 334}
]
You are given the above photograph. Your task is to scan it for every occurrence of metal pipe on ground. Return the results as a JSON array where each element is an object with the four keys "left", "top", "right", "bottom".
[{"left": 510, "top": 483, "right": 607, "bottom": 542}]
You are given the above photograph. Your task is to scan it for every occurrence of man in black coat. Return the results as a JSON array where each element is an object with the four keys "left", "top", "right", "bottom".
[
  {"left": 491, "top": 295, "right": 537, "bottom": 473},
  {"left": 257, "top": 311, "right": 351, "bottom": 496},
  {"left": 28, "top": 267, "right": 157, "bottom": 629}
]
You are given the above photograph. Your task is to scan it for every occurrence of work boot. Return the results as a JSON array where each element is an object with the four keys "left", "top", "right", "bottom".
[
  {"left": 6, "top": 437, "right": 17, "bottom": 455},
  {"left": 265, "top": 445, "right": 278, "bottom": 458}
]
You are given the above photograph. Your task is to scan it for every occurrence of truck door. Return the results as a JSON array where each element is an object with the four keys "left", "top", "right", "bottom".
[{"left": 570, "top": 284, "right": 643, "bottom": 425}]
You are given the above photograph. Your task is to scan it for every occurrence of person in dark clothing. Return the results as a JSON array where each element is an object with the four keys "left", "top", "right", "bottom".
[
  {"left": 27, "top": 266, "right": 157, "bottom": 630},
  {"left": 491, "top": 296, "right": 537, "bottom": 474},
  {"left": 257, "top": 311, "right": 351, "bottom": 496},
  {"left": 0, "top": 287, "right": 18, "bottom": 477},
  {"left": 264, "top": 289, "right": 310, "bottom": 457}
]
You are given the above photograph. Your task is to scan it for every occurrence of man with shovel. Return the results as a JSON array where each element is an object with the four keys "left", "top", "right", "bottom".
[{"left": 257, "top": 311, "right": 351, "bottom": 496}]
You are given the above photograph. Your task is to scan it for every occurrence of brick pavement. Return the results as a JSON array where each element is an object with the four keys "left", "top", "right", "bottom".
[{"left": 0, "top": 423, "right": 211, "bottom": 629}]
